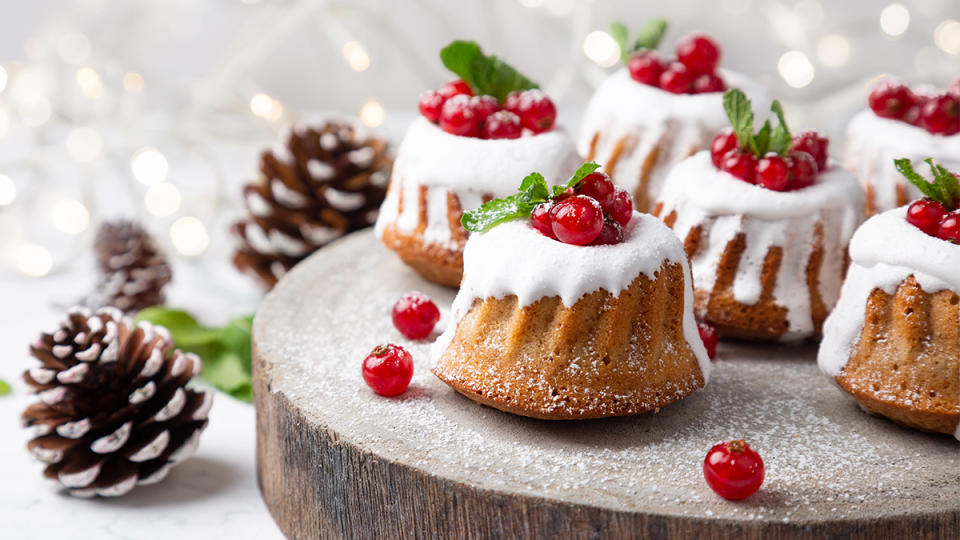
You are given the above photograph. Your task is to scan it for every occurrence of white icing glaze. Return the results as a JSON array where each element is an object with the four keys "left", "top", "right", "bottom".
[
  {"left": 577, "top": 69, "right": 766, "bottom": 203},
  {"left": 375, "top": 118, "right": 581, "bottom": 250},
  {"left": 656, "top": 151, "right": 864, "bottom": 341},
  {"left": 844, "top": 109, "right": 960, "bottom": 213},
  {"left": 432, "top": 212, "right": 711, "bottom": 380}
]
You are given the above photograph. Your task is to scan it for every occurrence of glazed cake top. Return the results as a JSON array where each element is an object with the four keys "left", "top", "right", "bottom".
[{"left": 848, "top": 108, "right": 960, "bottom": 156}]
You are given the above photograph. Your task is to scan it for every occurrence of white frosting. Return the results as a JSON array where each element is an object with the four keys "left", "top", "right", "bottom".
[
  {"left": 657, "top": 151, "right": 864, "bottom": 341},
  {"left": 578, "top": 69, "right": 766, "bottom": 203},
  {"left": 432, "top": 212, "right": 711, "bottom": 381},
  {"left": 375, "top": 118, "right": 581, "bottom": 250},
  {"left": 844, "top": 109, "right": 960, "bottom": 213}
]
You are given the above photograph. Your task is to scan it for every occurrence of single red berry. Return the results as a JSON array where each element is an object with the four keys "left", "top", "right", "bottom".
[
  {"left": 471, "top": 95, "right": 499, "bottom": 124},
  {"left": 418, "top": 90, "right": 445, "bottom": 123},
  {"left": 530, "top": 202, "right": 555, "bottom": 238},
  {"left": 791, "top": 131, "right": 830, "bottom": 171},
  {"left": 482, "top": 110, "right": 523, "bottom": 139},
  {"left": 787, "top": 151, "right": 818, "bottom": 190},
  {"left": 627, "top": 51, "right": 665, "bottom": 87},
  {"left": 697, "top": 321, "right": 718, "bottom": 360},
  {"left": 392, "top": 292, "right": 441, "bottom": 340},
  {"left": 552, "top": 186, "right": 576, "bottom": 203},
  {"left": 710, "top": 130, "right": 739, "bottom": 168},
  {"left": 550, "top": 195, "right": 604, "bottom": 245},
  {"left": 676, "top": 34, "right": 721, "bottom": 74},
  {"left": 362, "top": 344, "right": 414, "bottom": 397},
  {"left": 437, "top": 79, "right": 472, "bottom": 99},
  {"left": 660, "top": 62, "right": 693, "bottom": 94},
  {"left": 868, "top": 81, "right": 917, "bottom": 120},
  {"left": 505, "top": 89, "right": 556, "bottom": 133},
  {"left": 704, "top": 440, "right": 765, "bottom": 500},
  {"left": 440, "top": 94, "right": 480, "bottom": 137},
  {"left": 756, "top": 154, "right": 790, "bottom": 191},
  {"left": 919, "top": 94, "right": 960, "bottom": 135},
  {"left": 938, "top": 212, "right": 960, "bottom": 243},
  {"left": 577, "top": 171, "right": 616, "bottom": 209},
  {"left": 591, "top": 220, "right": 624, "bottom": 245},
  {"left": 607, "top": 187, "right": 634, "bottom": 227},
  {"left": 692, "top": 71, "right": 726, "bottom": 94},
  {"left": 907, "top": 199, "right": 948, "bottom": 236},
  {"left": 721, "top": 150, "right": 757, "bottom": 183}
]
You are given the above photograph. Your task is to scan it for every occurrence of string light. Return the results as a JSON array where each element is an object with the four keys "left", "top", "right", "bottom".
[
  {"left": 131, "top": 147, "right": 169, "bottom": 185},
  {"left": 144, "top": 182, "right": 181, "bottom": 217},
  {"left": 16, "top": 244, "right": 53, "bottom": 277},
  {"left": 342, "top": 41, "right": 370, "bottom": 72},
  {"left": 51, "top": 198, "right": 90, "bottom": 235},
  {"left": 880, "top": 4, "right": 910, "bottom": 37},
  {"left": 359, "top": 100, "right": 385, "bottom": 127},
  {"left": 934, "top": 19, "right": 960, "bottom": 55},
  {"left": 778, "top": 50, "right": 815, "bottom": 88},
  {"left": 76, "top": 67, "right": 103, "bottom": 98},
  {"left": 57, "top": 32, "right": 91, "bottom": 65},
  {"left": 123, "top": 71, "right": 145, "bottom": 93},
  {"left": 817, "top": 34, "right": 851, "bottom": 68},
  {"left": 583, "top": 31, "right": 620, "bottom": 67},
  {"left": 0, "top": 174, "right": 15, "bottom": 206},
  {"left": 170, "top": 216, "right": 209, "bottom": 256},
  {"left": 250, "top": 93, "right": 283, "bottom": 120},
  {"left": 66, "top": 127, "right": 102, "bottom": 162}
]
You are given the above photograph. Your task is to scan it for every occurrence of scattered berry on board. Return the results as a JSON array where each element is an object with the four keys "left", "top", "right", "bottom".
[
  {"left": 703, "top": 440, "right": 765, "bottom": 500},
  {"left": 392, "top": 292, "right": 441, "bottom": 340},
  {"left": 362, "top": 344, "right": 414, "bottom": 397},
  {"left": 697, "top": 321, "right": 718, "bottom": 360}
]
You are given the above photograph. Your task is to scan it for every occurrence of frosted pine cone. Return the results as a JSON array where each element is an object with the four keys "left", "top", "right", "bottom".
[
  {"left": 91, "top": 220, "right": 172, "bottom": 313},
  {"left": 231, "top": 118, "right": 392, "bottom": 288},
  {"left": 21, "top": 307, "right": 212, "bottom": 497}
]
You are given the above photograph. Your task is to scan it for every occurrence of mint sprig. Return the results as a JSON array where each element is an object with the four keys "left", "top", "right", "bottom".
[
  {"left": 461, "top": 162, "right": 601, "bottom": 233},
  {"left": 895, "top": 158, "right": 960, "bottom": 211},
  {"left": 137, "top": 307, "right": 254, "bottom": 402},
  {"left": 440, "top": 41, "right": 539, "bottom": 104},
  {"left": 610, "top": 18, "right": 669, "bottom": 63},
  {"left": 0, "top": 379, "right": 10, "bottom": 397},
  {"left": 722, "top": 88, "right": 793, "bottom": 158}
]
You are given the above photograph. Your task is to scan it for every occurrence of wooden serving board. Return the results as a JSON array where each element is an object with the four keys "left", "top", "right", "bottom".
[{"left": 253, "top": 230, "right": 960, "bottom": 539}]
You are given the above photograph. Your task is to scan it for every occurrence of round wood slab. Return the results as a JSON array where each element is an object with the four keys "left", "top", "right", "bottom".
[{"left": 253, "top": 230, "right": 960, "bottom": 539}]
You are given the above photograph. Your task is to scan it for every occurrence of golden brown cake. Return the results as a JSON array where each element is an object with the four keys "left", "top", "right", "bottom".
[{"left": 432, "top": 213, "right": 710, "bottom": 419}]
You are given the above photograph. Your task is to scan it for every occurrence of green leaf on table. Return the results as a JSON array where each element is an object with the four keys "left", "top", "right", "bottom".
[
  {"left": 0, "top": 379, "right": 10, "bottom": 397},
  {"left": 440, "top": 40, "right": 539, "bottom": 104}
]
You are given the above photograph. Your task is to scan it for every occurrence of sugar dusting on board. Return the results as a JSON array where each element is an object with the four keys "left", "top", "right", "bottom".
[{"left": 256, "top": 231, "right": 960, "bottom": 524}]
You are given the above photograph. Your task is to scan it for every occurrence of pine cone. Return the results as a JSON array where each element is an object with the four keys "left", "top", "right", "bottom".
[
  {"left": 91, "top": 221, "right": 172, "bottom": 313},
  {"left": 231, "top": 119, "right": 392, "bottom": 288},
  {"left": 21, "top": 306, "right": 212, "bottom": 497}
]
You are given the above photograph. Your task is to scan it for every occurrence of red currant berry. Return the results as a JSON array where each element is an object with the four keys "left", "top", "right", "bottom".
[
  {"left": 505, "top": 89, "right": 556, "bottom": 134},
  {"left": 591, "top": 220, "right": 624, "bottom": 245},
  {"left": 692, "top": 72, "right": 726, "bottom": 94},
  {"left": 697, "top": 321, "right": 718, "bottom": 360},
  {"left": 756, "top": 154, "right": 790, "bottom": 191},
  {"left": 660, "top": 62, "right": 693, "bottom": 94},
  {"left": 906, "top": 199, "right": 947, "bottom": 236},
  {"left": 530, "top": 202, "right": 555, "bottom": 238},
  {"left": 787, "top": 151, "right": 817, "bottom": 190},
  {"left": 607, "top": 187, "right": 634, "bottom": 227},
  {"left": 482, "top": 110, "right": 523, "bottom": 139},
  {"left": 919, "top": 94, "right": 960, "bottom": 135},
  {"left": 577, "top": 171, "right": 616, "bottom": 209},
  {"left": 710, "top": 130, "right": 739, "bottom": 168},
  {"left": 627, "top": 51, "right": 664, "bottom": 87},
  {"left": 721, "top": 150, "right": 757, "bottom": 183},
  {"left": 550, "top": 195, "right": 604, "bottom": 245},
  {"left": 471, "top": 95, "right": 499, "bottom": 124},
  {"left": 392, "top": 292, "right": 441, "bottom": 340},
  {"left": 791, "top": 131, "right": 829, "bottom": 171},
  {"left": 938, "top": 212, "right": 960, "bottom": 243},
  {"left": 676, "top": 34, "right": 721, "bottom": 74},
  {"left": 440, "top": 94, "right": 480, "bottom": 137},
  {"left": 437, "top": 79, "right": 472, "bottom": 99},
  {"left": 868, "top": 81, "right": 917, "bottom": 120},
  {"left": 418, "top": 90, "right": 445, "bottom": 123},
  {"left": 362, "top": 344, "right": 414, "bottom": 397},
  {"left": 552, "top": 186, "right": 576, "bottom": 203},
  {"left": 704, "top": 440, "right": 765, "bottom": 500}
]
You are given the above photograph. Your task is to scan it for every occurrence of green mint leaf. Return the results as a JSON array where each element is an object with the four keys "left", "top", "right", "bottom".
[
  {"left": 136, "top": 307, "right": 223, "bottom": 348},
  {"left": 609, "top": 21, "right": 630, "bottom": 62},
  {"left": 553, "top": 162, "right": 601, "bottom": 195},
  {"left": 723, "top": 89, "right": 756, "bottom": 155},
  {"left": 441, "top": 40, "right": 539, "bottom": 104},
  {"left": 928, "top": 159, "right": 960, "bottom": 210},
  {"left": 440, "top": 41, "right": 482, "bottom": 94},
  {"left": 634, "top": 17, "right": 668, "bottom": 51},
  {"left": 203, "top": 349, "right": 253, "bottom": 400},
  {"left": 519, "top": 172, "right": 549, "bottom": 201},
  {"left": 461, "top": 195, "right": 530, "bottom": 233},
  {"left": 0, "top": 379, "right": 10, "bottom": 397},
  {"left": 895, "top": 159, "right": 941, "bottom": 202},
  {"left": 768, "top": 100, "right": 793, "bottom": 156},
  {"left": 754, "top": 120, "right": 772, "bottom": 156}
]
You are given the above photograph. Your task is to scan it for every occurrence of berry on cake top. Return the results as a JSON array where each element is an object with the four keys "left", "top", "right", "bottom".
[
  {"left": 868, "top": 78, "right": 960, "bottom": 136},
  {"left": 710, "top": 88, "right": 830, "bottom": 192},
  {"left": 418, "top": 40, "right": 557, "bottom": 139},
  {"left": 899, "top": 158, "right": 960, "bottom": 243},
  {"left": 609, "top": 18, "right": 725, "bottom": 95},
  {"left": 461, "top": 162, "right": 633, "bottom": 246}
]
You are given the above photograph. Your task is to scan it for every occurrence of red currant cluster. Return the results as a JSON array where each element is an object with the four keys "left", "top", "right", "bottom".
[
  {"left": 419, "top": 80, "right": 557, "bottom": 139},
  {"left": 869, "top": 79, "right": 960, "bottom": 136},
  {"left": 710, "top": 130, "right": 829, "bottom": 191},
  {"left": 529, "top": 171, "right": 633, "bottom": 246},
  {"left": 628, "top": 34, "right": 726, "bottom": 95},
  {"left": 906, "top": 199, "right": 960, "bottom": 243}
]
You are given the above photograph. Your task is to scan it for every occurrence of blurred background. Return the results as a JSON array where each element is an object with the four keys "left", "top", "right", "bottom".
[{"left": 0, "top": 0, "right": 958, "bottom": 298}]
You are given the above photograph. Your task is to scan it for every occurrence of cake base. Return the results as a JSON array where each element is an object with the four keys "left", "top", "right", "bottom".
[{"left": 254, "top": 230, "right": 960, "bottom": 540}]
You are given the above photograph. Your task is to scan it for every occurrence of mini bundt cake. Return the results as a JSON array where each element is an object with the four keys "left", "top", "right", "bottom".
[
  {"left": 845, "top": 78, "right": 960, "bottom": 216},
  {"left": 376, "top": 40, "right": 580, "bottom": 287},
  {"left": 578, "top": 19, "right": 765, "bottom": 212},
  {"left": 653, "top": 90, "right": 864, "bottom": 341},
  {"left": 432, "top": 164, "right": 710, "bottom": 419},
  {"left": 819, "top": 160, "right": 960, "bottom": 438}
]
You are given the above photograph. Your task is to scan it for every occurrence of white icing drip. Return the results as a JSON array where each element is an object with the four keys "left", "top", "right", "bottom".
[
  {"left": 59, "top": 462, "right": 102, "bottom": 488},
  {"left": 56, "top": 363, "right": 89, "bottom": 384},
  {"left": 323, "top": 188, "right": 365, "bottom": 211},
  {"left": 129, "top": 430, "right": 169, "bottom": 462},
  {"left": 844, "top": 109, "right": 960, "bottom": 214},
  {"left": 153, "top": 388, "right": 186, "bottom": 422},
  {"left": 432, "top": 212, "right": 711, "bottom": 380},
  {"left": 307, "top": 159, "right": 335, "bottom": 179},
  {"left": 56, "top": 418, "right": 91, "bottom": 439},
  {"left": 129, "top": 381, "right": 156, "bottom": 404},
  {"left": 245, "top": 191, "right": 272, "bottom": 218},
  {"left": 577, "top": 69, "right": 766, "bottom": 202},
  {"left": 656, "top": 152, "right": 864, "bottom": 341},
  {"left": 91, "top": 422, "right": 132, "bottom": 454}
]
